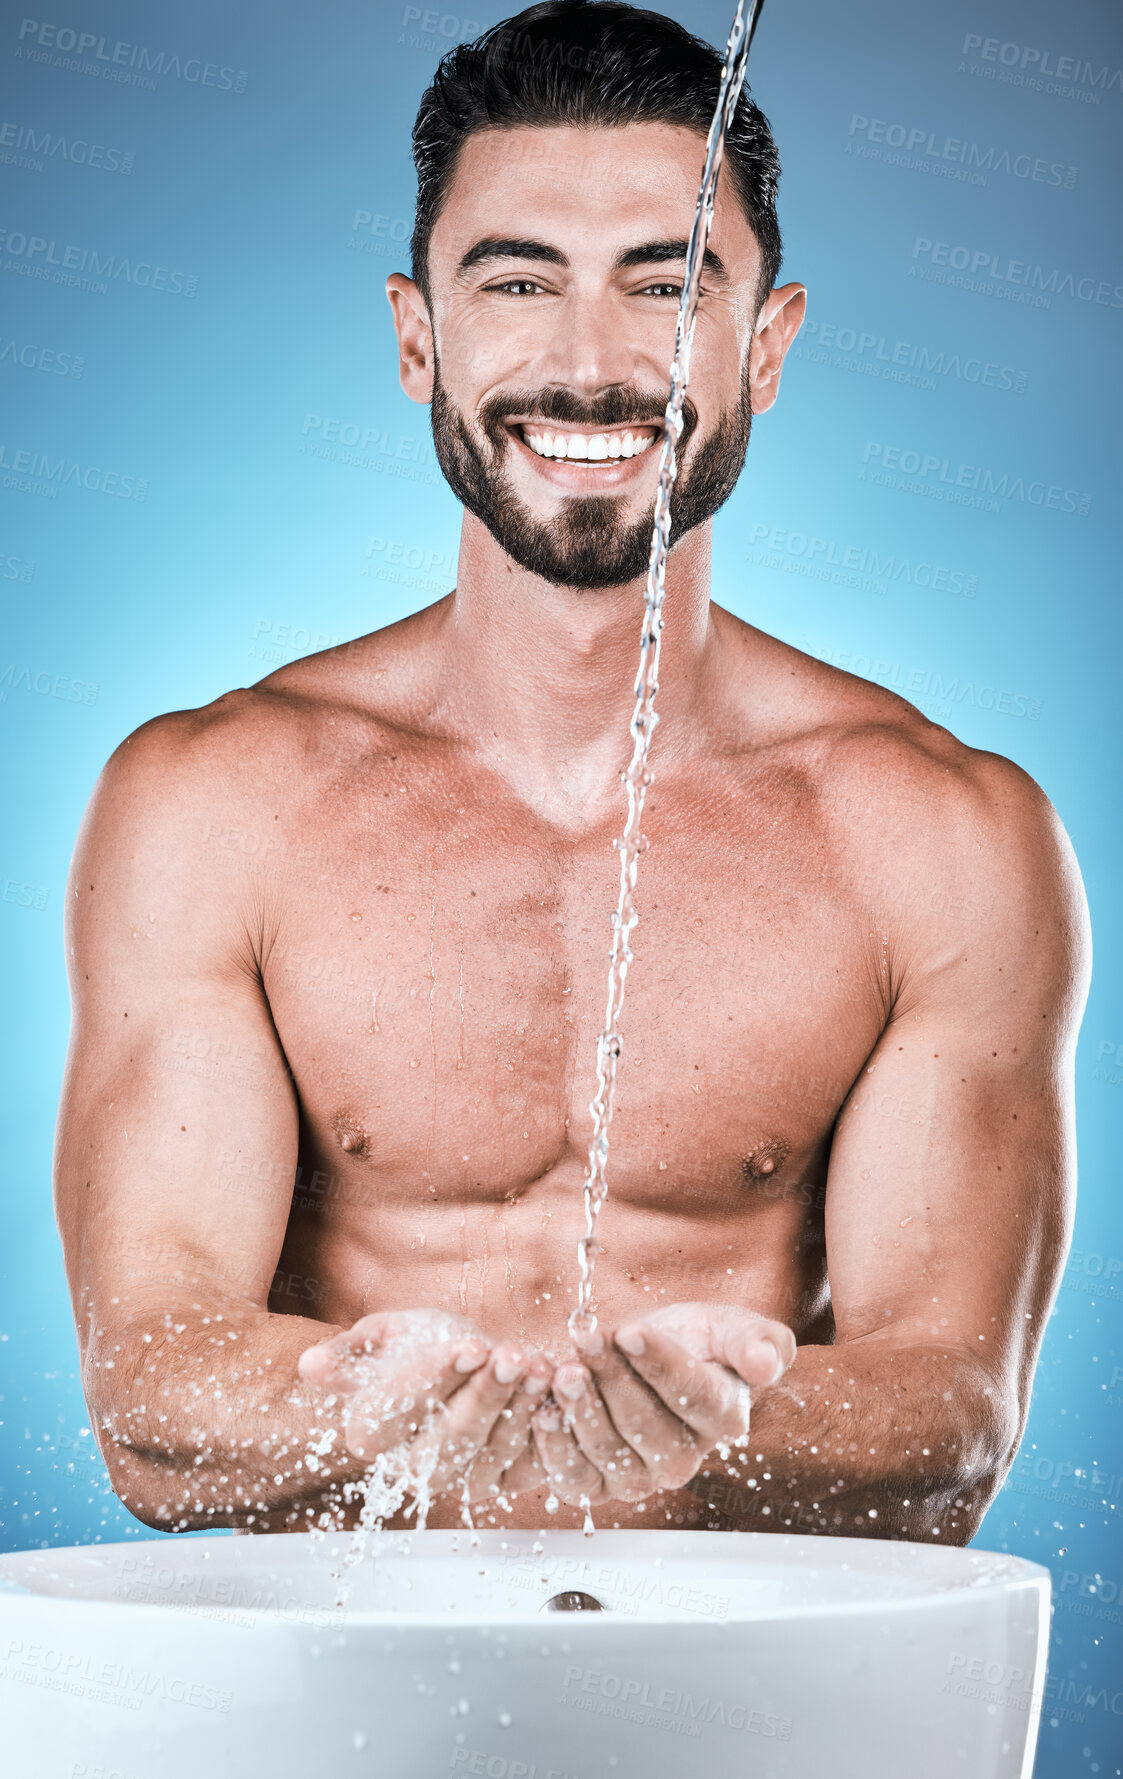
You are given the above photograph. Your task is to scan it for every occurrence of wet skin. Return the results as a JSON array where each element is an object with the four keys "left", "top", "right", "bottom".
[{"left": 56, "top": 124, "right": 1089, "bottom": 1538}]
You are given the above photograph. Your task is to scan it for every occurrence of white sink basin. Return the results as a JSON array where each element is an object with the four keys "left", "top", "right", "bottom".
[{"left": 0, "top": 1529, "right": 1049, "bottom": 1777}]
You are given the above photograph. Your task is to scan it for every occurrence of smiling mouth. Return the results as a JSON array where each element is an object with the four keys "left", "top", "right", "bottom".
[{"left": 511, "top": 422, "right": 661, "bottom": 463}]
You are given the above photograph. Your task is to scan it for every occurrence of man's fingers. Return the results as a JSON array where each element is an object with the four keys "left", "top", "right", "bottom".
[
  {"left": 572, "top": 1335, "right": 677, "bottom": 1450},
  {"left": 488, "top": 1365, "right": 552, "bottom": 1467},
  {"left": 497, "top": 1365, "right": 554, "bottom": 1496},
  {"left": 643, "top": 1302, "right": 797, "bottom": 1385},
  {"left": 699, "top": 1308, "right": 796, "bottom": 1385},
  {"left": 464, "top": 1362, "right": 551, "bottom": 1503},
  {"left": 554, "top": 1364, "right": 649, "bottom": 1499},
  {"left": 532, "top": 1403, "right": 604, "bottom": 1505},
  {"left": 340, "top": 1343, "right": 490, "bottom": 1457},
  {"left": 612, "top": 1325, "right": 750, "bottom": 1446},
  {"left": 298, "top": 1319, "right": 387, "bottom": 1393},
  {"left": 420, "top": 1346, "right": 533, "bottom": 1488},
  {"left": 299, "top": 1313, "right": 488, "bottom": 1397},
  {"left": 497, "top": 1444, "right": 549, "bottom": 1496},
  {"left": 574, "top": 1332, "right": 704, "bottom": 1480}
]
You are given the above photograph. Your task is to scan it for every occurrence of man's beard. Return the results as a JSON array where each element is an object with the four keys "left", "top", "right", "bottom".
[{"left": 429, "top": 361, "right": 753, "bottom": 591}]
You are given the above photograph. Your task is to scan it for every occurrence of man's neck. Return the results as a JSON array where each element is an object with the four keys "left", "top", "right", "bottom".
[{"left": 427, "top": 512, "right": 719, "bottom": 819}]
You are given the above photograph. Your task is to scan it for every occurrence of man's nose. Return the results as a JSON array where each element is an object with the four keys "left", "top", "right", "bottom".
[{"left": 540, "top": 291, "right": 642, "bottom": 397}]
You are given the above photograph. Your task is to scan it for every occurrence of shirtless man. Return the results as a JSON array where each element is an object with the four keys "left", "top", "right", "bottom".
[{"left": 55, "top": 1, "right": 1089, "bottom": 1542}]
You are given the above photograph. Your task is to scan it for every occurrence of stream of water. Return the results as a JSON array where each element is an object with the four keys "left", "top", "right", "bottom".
[
  {"left": 319, "top": 1, "right": 769, "bottom": 1570},
  {"left": 569, "top": 0, "right": 767, "bottom": 1341}
]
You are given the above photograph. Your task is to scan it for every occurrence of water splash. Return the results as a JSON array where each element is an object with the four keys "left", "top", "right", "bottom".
[
  {"left": 324, "top": 1422, "right": 463, "bottom": 1603},
  {"left": 569, "top": 0, "right": 767, "bottom": 1341}
]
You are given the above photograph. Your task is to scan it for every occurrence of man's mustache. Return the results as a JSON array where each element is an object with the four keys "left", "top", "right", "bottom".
[{"left": 478, "top": 388, "right": 699, "bottom": 454}]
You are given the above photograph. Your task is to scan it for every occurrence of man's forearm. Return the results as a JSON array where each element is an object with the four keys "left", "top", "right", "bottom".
[
  {"left": 688, "top": 1341, "right": 1018, "bottom": 1543},
  {"left": 85, "top": 1296, "right": 363, "bottom": 1531}
]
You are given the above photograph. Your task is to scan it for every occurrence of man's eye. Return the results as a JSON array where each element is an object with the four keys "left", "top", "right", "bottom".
[
  {"left": 639, "top": 281, "right": 683, "bottom": 298},
  {"left": 486, "top": 279, "right": 547, "bottom": 296}
]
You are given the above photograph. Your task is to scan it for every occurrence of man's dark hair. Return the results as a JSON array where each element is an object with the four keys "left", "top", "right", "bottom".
[{"left": 411, "top": 0, "right": 782, "bottom": 310}]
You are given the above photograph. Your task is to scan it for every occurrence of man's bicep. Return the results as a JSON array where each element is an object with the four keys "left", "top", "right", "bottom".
[
  {"left": 824, "top": 1013, "right": 1069, "bottom": 1374},
  {"left": 823, "top": 760, "right": 1088, "bottom": 1404},
  {"left": 54, "top": 719, "right": 299, "bottom": 1331}
]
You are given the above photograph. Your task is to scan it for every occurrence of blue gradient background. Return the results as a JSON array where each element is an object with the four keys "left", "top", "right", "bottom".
[{"left": 0, "top": 0, "right": 1119, "bottom": 1773}]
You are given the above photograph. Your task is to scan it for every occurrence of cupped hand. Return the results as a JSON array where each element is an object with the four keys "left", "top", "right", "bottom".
[
  {"left": 298, "top": 1308, "right": 553, "bottom": 1503},
  {"left": 529, "top": 1301, "right": 796, "bottom": 1507}
]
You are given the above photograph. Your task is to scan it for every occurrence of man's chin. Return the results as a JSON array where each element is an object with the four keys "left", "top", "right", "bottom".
[
  {"left": 482, "top": 510, "right": 654, "bottom": 592},
  {"left": 493, "top": 545, "right": 652, "bottom": 592}
]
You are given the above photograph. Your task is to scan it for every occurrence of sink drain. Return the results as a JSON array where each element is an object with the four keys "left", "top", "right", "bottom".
[{"left": 541, "top": 1591, "right": 605, "bottom": 1613}]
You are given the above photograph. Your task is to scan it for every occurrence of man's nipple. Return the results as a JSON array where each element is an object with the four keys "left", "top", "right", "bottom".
[
  {"left": 741, "top": 1137, "right": 791, "bottom": 1183},
  {"left": 334, "top": 1114, "right": 370, "bottom": 1158}
]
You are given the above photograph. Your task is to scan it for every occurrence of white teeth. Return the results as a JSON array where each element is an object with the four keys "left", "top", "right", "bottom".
[{"left": 519, "top": 425, "right": 655, "bottom": 461}]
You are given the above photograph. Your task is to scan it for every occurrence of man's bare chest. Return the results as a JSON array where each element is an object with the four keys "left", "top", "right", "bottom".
[{"left": 249, "top": 757, "right": 886, "bottom": 1209}]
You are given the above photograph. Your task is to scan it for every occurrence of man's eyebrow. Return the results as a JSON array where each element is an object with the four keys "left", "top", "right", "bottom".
[
  {"left": 457, "top": 237, "right": 569, "bottom": 276},
  {"left": 615, "top": 240, "right": 727, "bottom": 279},
  {"left": 455, "top": 237, "right": 727, "bottom": 280}
]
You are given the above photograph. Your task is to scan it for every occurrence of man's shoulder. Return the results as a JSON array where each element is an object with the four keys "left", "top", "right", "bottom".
[
  {"left": 97, "top": 618, "right": 429, "bottom": 804},
  {"left": 803, "top": 654, "right": 1089, "bottom": 1013},
  {"left": 811, "top": 656, "right": 1055, "bottom": 869},
  {"left": 73, "top": 690, "right": 296, "bottom": 903},
  {"left": 723, "top": 617, "right": 1077, "bottom": 919},
  {"left": 729, "top": 619, "right": 1037, "bottom": 812},
  {"left": 99, "top": 684, "right": 310, "bottom": 808}
]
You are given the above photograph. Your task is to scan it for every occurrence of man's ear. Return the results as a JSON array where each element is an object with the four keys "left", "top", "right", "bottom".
[
  {"left": 386, "top": 274, "right": 434, "bottom": 403},
  {"left": 748, "top": 281, "right": 807, "bottom": 416}
]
